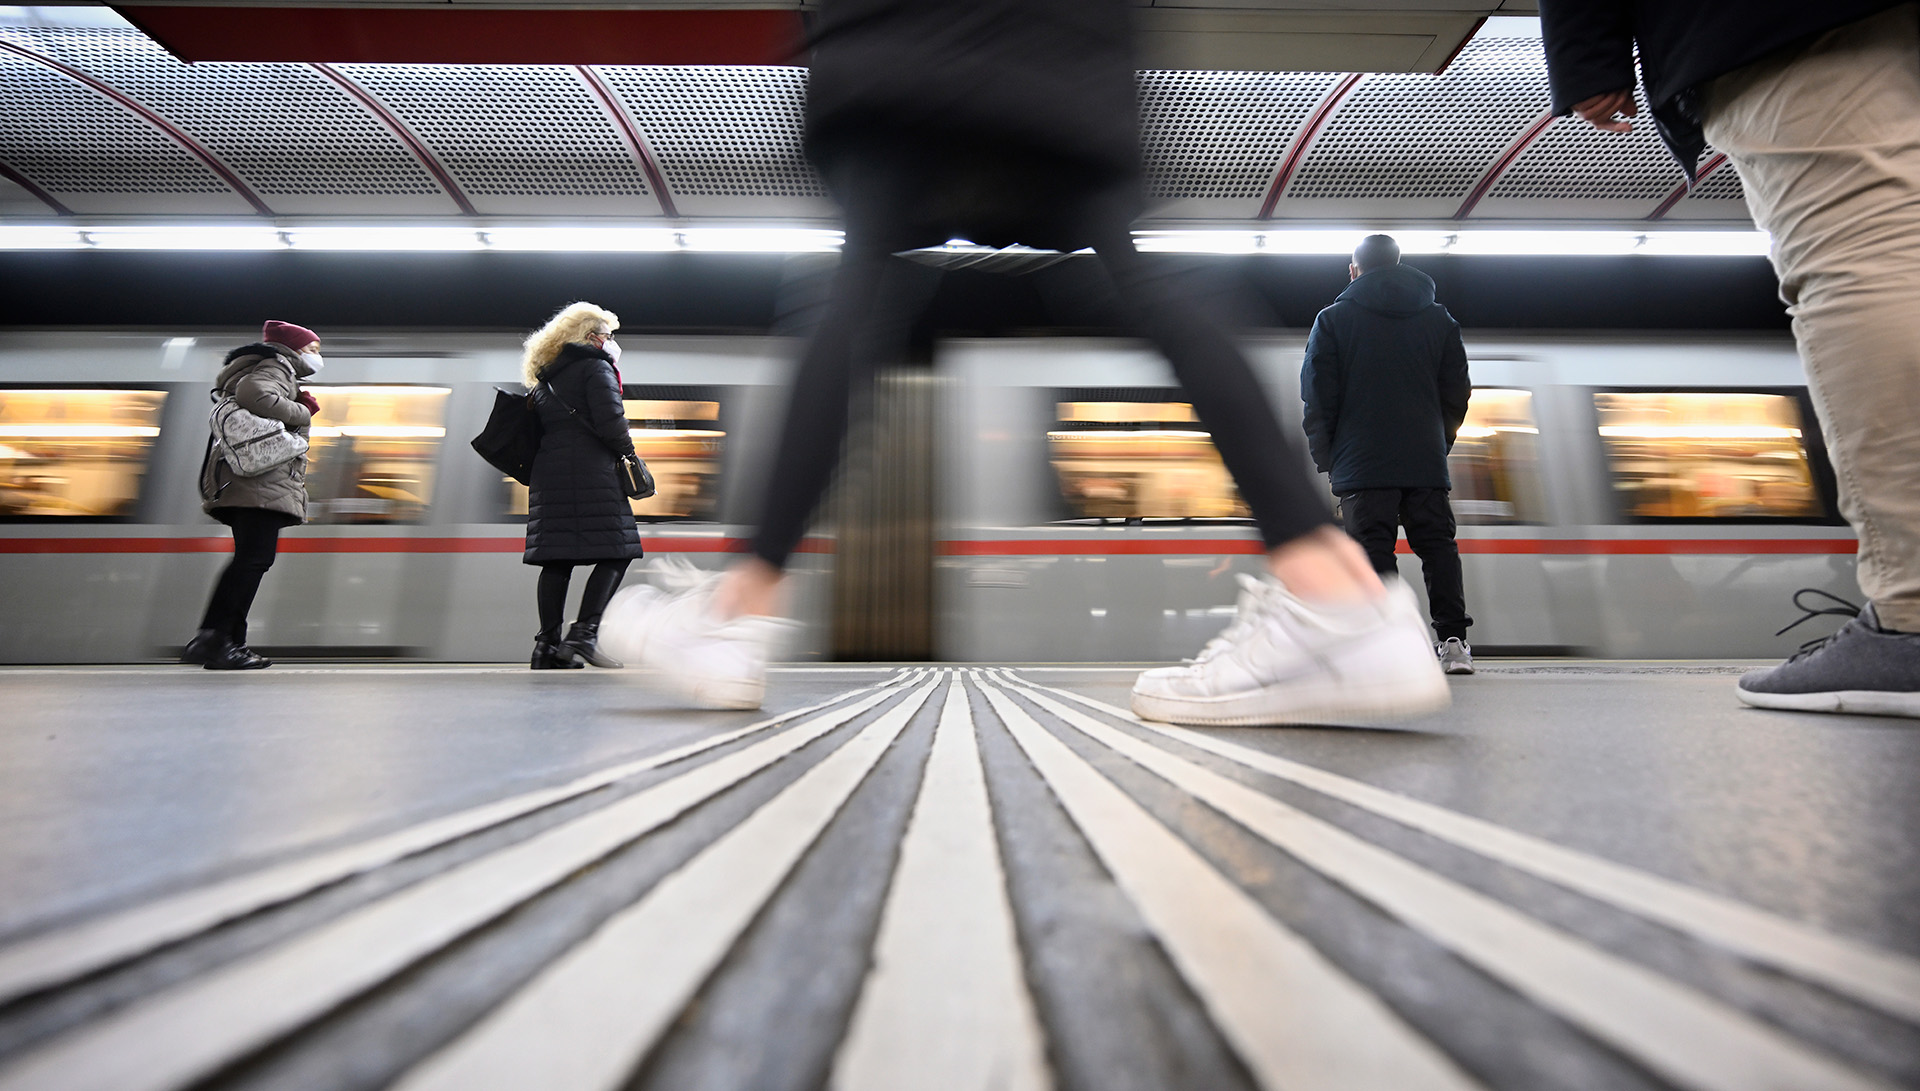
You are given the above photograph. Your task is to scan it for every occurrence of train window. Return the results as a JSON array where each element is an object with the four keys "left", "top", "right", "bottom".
[
  {"left": 0, "top": 388, "right": 167, "bottom": 520},
  {"left": 1595, "top": 391, "right": 1824, "bottom": 520},
  {"left": 305, "top": 386, "right": 451, "bottom": 524},
  {"left": 1448, "top": 388, "right": 1547, "bottom": 524},
  {"left": 1049, "top": 399, "right": 1249, "bottom": 521},
  {"left": 503, "top": 393, "right": 724, "bottom": 521}
]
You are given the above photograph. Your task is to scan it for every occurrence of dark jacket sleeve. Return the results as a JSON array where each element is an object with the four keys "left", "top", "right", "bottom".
[
  {"left": 582, "top": 360, "right": 636, "bottom": 458},
  {"left": 1300, "top": 311, "right": 1342, "bottom": 475},
  {"left": 1538, "top": 0, "right": 1639, "bottom": 116},
  {"left": 1437, "top": 312, "right": 1470, "bottom": 451}
]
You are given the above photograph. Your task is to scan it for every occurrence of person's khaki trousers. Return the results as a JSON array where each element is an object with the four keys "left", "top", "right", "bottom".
[{"left": 1704, "top": 2, "right": 1920, "bottom": 631}]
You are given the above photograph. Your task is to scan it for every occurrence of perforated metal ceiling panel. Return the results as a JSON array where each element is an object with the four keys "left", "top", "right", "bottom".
[
  {"left": 593, "top": 65, "right": 829, "bottom": 219},
  {"left": 1, "top": 26, "right": 446, "bottom": 215},
  {"left": 1663, "top": 161, "right": 1751, "bottom": 221},
  {"left": 335, "top": 63, "right": 652, "bottom": 216},
  {"left": 1140, "top": 69, "right": 1343, "bottom": 219},
  {"left": 1476, "top": 86, "right": 1684, "bottom": 218},
  {"left": 0, "top": 42, "right": 243, "bottom": 214},
  {"left": 1281, "top": 36, "right": 1549, "bottom": 219},
  {"left": 0, "top": 18, "right": 1762, "bottom": 225}
]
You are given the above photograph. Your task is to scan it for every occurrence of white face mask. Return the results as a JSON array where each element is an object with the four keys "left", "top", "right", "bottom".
[
  {"left": 601, "top": 338, "right": 622, "bottom": 364},
  {"left": 299, "top": 351, "right": 325, "bottom": 374}
]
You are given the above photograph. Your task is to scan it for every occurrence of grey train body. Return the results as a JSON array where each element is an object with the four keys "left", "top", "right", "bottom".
[{"left": 0, "top": 330, "right": 1852, "bottom": 663}]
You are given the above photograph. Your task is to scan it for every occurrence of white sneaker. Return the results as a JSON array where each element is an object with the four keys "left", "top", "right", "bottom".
[
  {"left": 1131, "top": 576, "right": 1451, "bottom": 726},
  {"left": 599, "top": 560, "right": 798, "bottom": 711},
  {"left": 1438, "top": 637, "right": 1475, "bottom": 675}
]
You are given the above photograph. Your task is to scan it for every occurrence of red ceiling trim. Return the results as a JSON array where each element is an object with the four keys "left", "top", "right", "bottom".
[
  {"left": 0, "top": 39, "right": 273, "bottom": 216},
  {"left": 1259, "top": 72, "right": 1363, "bottom": 220},
  {"left": 0, "top": 161, "right": 72, "bottom": 216},
  {"left": 310, "top": 62, "right": 476, "bottom": 217},
  {"left": 1453, "top": 110, "right": 1555, "bottom": 220},
  {"left": 1647, "top": 152, "right": 1730, "bottom": 221},
  {"left": 1433, "top": 16, "right": 1487, "bottom": 75},
  {"left": 110, "top": 7, "right": 805, "bottom": 66},
  {"left": 575, "top": 65, "right": 678, "bottom": 220}
]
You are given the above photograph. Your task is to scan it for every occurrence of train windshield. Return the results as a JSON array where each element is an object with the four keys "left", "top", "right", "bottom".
[
  {"left": 0, "top": 388, "right": 167, "bottom": 519},
  {"left": 305, "top": 385, "right": 452, "bottom": 524},
  {"left": 1048, "top": 399, "right": 1250, "bottom": 521},
  {"left": 1595, "top": 391, "right": 1824, "bottom": 520},
  {"left": 502, "top": 393, "right": 724, "bottom": 521},
  {"left": 1449, "top": 388, "right": 1546, "bottom": 524}
]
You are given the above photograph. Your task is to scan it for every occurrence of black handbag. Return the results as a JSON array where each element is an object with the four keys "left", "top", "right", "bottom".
[
  {"left": 471, "top": 387, "right": 541, "bottom": 486},
  {"left": 542, "top": 380, "right": 657, "bottom": 501}
]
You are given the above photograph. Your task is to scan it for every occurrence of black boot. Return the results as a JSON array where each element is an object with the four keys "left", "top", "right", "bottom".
[
  {"left": 181, "top": 628, "right": 224, "bottom": 665},
  {"left": 204, "top": 641, "right": 271, "bottom": 670},
  {"left": 561, "top": 622, "right": 622, "bottom": 669},
  {"left": 531, "top": 634, "right": 583, "bottom": 670}
]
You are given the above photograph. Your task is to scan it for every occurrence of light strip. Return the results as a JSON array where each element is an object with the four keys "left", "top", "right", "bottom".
[
  {"left": 1598, "top": 426, "right": 1802, "bottom": 439},
  {"left": 0, "top": 425, "right": 161, "bottom": 438},
  {"left": 0, "top": 224, "right": 1771, "bottom": 257}
]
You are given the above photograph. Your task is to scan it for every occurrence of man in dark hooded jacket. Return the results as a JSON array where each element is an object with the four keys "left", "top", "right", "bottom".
[{"left": 1302, "top": 235, "right": 1475, "bottom": 674}]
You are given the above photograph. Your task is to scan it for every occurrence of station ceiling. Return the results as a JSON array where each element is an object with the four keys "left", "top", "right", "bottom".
[{"left": 0, "top": 4, "right": 1751, "bottom": 229}]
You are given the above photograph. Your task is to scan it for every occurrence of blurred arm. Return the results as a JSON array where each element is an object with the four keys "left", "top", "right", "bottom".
[
  {"left": 1539, "top": 0, "right": 1639, "bottom": 131},
  {"left": 1300, "top": 314, "right": 1341, "bottom": 475}
]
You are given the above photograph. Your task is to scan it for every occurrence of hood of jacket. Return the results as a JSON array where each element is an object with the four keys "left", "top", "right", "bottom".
[
  {"left": 216, "top": 342, "right": 308, "bottom": 389},
  {"left": 537, "top": 341, "right": 613, "bottom": 384},
  {"left": 1334, "top": 264, "right": 1438, "bottom": 317}
]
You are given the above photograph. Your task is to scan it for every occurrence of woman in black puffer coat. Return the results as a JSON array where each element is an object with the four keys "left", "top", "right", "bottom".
[{"left": 521, "top": 302, "right": 644, "bottom": 669}]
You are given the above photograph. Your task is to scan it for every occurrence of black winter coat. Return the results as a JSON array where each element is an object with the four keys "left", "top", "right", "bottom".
[
  {"left": 803, "top": 0, "right": 1143, "bottom": 248},
  {"left": 523, "top": 344, "right": 643, "bottom": 565},
  {"left": 1301, "top": 265, "right": 1470, "bottom": 494},
  {"left": 1538, "top": 0, "right": 1903, "bottom": 176}
]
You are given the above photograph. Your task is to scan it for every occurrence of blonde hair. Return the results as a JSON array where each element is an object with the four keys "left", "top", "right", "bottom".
[{"left": 521, "top": 302, "right": 619, "bottom": 387}]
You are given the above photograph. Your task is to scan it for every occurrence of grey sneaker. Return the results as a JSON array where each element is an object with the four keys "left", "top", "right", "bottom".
[
  {"left": 1437, "top": 637, "right": 1474, "bottom": 675},
  {"left": 1737, "top": 602, "right": 1920, "bottom": 718}
]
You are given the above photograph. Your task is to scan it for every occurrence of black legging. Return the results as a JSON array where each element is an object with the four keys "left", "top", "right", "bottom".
[
  {"left": 198, "top": 507, "right": 287, "bottom": 645},
  {"left": 750, "top": 161, "right": 1334, "bottom": 569},
  {"left": 536, "top": 560, "right": 631, "bottom": 639}
]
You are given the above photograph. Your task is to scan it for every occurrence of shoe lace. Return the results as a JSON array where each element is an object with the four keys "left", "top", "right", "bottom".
[
  {"left": 1773, "top": 587, "right": 1862, "bottom": 660},
  {"left": 1187, "top": 575, "right": 1270, "bottom": 665}
]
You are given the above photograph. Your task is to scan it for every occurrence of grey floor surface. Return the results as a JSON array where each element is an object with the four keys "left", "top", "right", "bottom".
[{"left": 0, "top": 662, "right": 1915, "bottom": 1091}]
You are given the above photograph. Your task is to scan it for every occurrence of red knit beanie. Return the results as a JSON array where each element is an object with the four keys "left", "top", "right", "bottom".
[{"left": 262, "top": 320, "right": 318, "bottom": 350}]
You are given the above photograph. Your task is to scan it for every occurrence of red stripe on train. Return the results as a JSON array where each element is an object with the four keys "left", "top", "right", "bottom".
[
  {"left": 0, "top": 536, "right": 1854, "bottom": 556},
  {"left": 937, "top": 538, "right": 1858, "bottom": 556},
  {"left": 0, "top": 537, "right": 833, "bottom": 555}
]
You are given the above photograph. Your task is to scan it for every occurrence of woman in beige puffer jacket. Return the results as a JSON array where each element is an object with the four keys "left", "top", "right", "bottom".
[{"left": 184, "top": 320, "right": 324, "bottom": 670}]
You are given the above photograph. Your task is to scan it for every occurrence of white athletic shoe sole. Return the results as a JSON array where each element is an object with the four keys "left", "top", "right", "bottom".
[
  {"left": 1132, "top": 667, "right": 1450, "bottom": 726},
  {"left": 1735, "top": 685, "right": 1920, "bottom": 718},
  {"left": 601, "top": 579, "right": 789, "bottom": 712}
]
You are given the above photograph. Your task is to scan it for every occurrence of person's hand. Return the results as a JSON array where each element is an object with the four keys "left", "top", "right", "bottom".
[
  {"left": 295, "top": 390, "right": 320, "bottom": 415},
  {"left": 1572, "top": 89, "right": 1637, "bottom": 132}
]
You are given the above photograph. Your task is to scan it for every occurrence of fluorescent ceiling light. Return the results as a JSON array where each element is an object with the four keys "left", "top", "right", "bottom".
[
  {"left": 0, "top": 226, "right": 83, "bottom": 249},
  {"left": 287, "top": 227, "right": 484, "bottom": 251},
  {"left": 0, "top": 223, "right": 1772, "bottom": 256},
  {"left": 485, "top": 227, "right": 679, "bottom": 252},
  {"left": 85, "top": 225, "right": 284, "bottom": 250},
  {"left": 677, "top": 227, "right": 843, "bottom": 253}
]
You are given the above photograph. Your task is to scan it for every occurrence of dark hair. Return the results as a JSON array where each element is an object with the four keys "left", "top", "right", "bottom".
[{"left": 1352, "top": 234, "right": 1401, "bottom": 274}]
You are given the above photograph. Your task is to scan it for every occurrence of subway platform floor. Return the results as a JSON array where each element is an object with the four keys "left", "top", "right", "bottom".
[{"left": 0, "top": 662, "right": 1916, "bottom": 1091}]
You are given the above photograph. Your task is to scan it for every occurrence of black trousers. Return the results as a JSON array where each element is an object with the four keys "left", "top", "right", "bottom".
[
  {"left": 198, "top": 508, "right": 289, "bottom": 645},
  {"left": 536, "top": 560, "right": 630, "bottom": 640},
  {"left": 749, "top": 153, "right": 1334, "bottom": 569},
  {"left": 1341, "top": 488, "right": 1472, "bottom": 642}
]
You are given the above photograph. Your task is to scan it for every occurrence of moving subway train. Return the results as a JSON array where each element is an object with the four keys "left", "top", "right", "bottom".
[{"left": 0, "top": 329, "right": 1855, "bottom": 663}]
